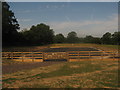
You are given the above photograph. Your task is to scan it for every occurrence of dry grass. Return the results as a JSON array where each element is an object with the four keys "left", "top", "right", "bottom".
[
  {"left": 2, "top": 43, "right": 119, "bottom": 88},
  {"left": 2, "top": 59, "right": 119, "bottom": 88},
  {"left": 2, "top": 59, "right": 34, "bottom": 65},
  {"left": 3, "top": 62, "right": 65, "bottom": 80},
  {"left": 51, "top": 43, "right": 119, "bottom": 51}
]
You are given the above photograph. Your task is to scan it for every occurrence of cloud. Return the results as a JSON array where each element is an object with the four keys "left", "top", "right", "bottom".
[
  {"left": 18, "top": 19, "right": 32, "bottom": 22},
  {"left": 16, "top": 10, "right": 32, "bottom": 14},
  {"left": 47, "top": 14, "right": 118, "bottom": 37}
]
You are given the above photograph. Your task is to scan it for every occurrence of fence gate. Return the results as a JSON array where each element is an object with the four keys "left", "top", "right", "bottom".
[{"left": 43, "top": 52, "right": 67, "bottom": 61}]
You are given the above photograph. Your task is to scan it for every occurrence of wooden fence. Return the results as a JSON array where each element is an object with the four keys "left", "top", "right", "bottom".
[
  {"left": 44, "top": 52, "right": 67, "bottom": 60},
  {"left": 2, "top": 51, "right": 119, "bottom": 62},
  {"left": 68, "top": 51, "right": 118, "bottom": 62},
  {"left": 2, "top": 52, "right": 43, "bottom": 62}
]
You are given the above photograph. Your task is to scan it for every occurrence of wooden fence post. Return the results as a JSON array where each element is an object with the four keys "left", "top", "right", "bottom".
[
  {"left": 89, "top": 51, "right": 91, "bottom": 60},
  {"left": 113, "top": 52, "right": 115, "bottom": 60},
  {"left": 101, "top": 51, "right": 103, "bottom": 60},
  {"left": 32, "top": 52, "right": 34, "bottom": 62},
  {"left": 67, "top": 52, "right": 69, "bottom": 62},
  {"left": 11, "top": 52, "right": 13, "bottom": 60},
  {"left": 22, "top": 52, "right": 24, "bottom": 62},
  {"left": 42, "top": 52, "right": 44, "bottom": 62},
  {"left": 43, "top": 52, "right": 44, "bottom": 61}
]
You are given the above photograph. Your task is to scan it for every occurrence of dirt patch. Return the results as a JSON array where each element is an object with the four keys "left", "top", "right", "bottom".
[{"left": 2, "top": 61, "right": 64, "bottom": 74}]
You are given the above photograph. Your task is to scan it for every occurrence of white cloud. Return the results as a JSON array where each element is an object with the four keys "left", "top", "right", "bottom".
[
  {"left": 16, "top": 10, "right": 32, "bottom": 14},
  {"left": 18, "top": 19, "right": 32, "bottom": 22},
  {"left": 47, "top": 14, "right": 118, "bottom": 37}
]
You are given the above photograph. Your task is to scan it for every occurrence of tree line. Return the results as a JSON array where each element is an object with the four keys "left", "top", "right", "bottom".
[
  {"left": 2, "top": 2, "right": 120, "bottom": 46},
  {"left": 53, "top": 31, "right": 120, "bottom": 45}
]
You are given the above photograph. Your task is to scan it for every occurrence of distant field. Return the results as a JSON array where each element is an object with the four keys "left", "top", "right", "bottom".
[
  {"left": 2, "top": 59, "right": 119, "bottom": 88},
  {"left": 51, "top": 43, "right": 119, "bottom": 49},
  {"left": 2, "top": 45, "right": 50, "bottom": 52},
  {"left": 2, "top": 43, "right": 119, "bottom": 52},
  {"left": 51, "top": 43, "right": 119, "bottom": 52},
  {"left": 100, "top": 44, "right": 119, "bottom": 50}
]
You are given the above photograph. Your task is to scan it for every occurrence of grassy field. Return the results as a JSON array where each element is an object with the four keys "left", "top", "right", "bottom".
[
  {"left": 50, "top": 43, "right": 119, "bottom": 52},
  {"left": 2, "top": 59, "right": 119, "bottom": 88},
  {"left": 100, "top": 44, "right": 119, "bottom": 50},
  {"left": 3, "top": 43, "right": 118, "bottom": 53},
  {"left": 3, "top": 43, "right": 119, "bottom": 65},
  {"left": 2, "top": 58, "right": 36, "bottom": 65},
  {"left": 2, "top": 45, "right": 50, "bottom": 52},
  {"left": 2, "top": 43, "right": 119, "bottom": 88}
]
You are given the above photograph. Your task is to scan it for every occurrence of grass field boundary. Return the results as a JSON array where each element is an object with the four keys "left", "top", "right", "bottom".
[{"left": 2, "top": 50, "right": 118, "bottom": 62}]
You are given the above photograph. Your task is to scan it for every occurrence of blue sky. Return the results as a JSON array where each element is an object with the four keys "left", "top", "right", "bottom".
[{"left": 8, "top": 2, "right": 118, "bottom": 37}]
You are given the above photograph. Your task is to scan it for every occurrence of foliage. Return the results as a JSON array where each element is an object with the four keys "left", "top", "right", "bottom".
[
  {"left": 66, "top": 31, "right": 79, "bottom": 43},
  {"left": 2, "top": 2, "right": 119, "bottom": 46},
  {"left": 53, "top": 33, "right": 65, "bottom": 43},
  {"left": 112, "top": 32, "right": 120, "bottom": 45},
  {"left": 101, "top": 32, "right": 112, "bottom": 44},
  {"left": 20, "top": 23, "right": 54, "bottom": 45},
  {"left": 84, "top": 35, "right": 101, "bottom": 44},
  {"left": 2, "top": 2, "right": 20, "bottom": 46},
  {"left": 100, "top": 32, "right": 120, "bottom": 45}
]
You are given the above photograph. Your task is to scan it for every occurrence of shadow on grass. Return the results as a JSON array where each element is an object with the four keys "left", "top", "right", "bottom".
[{"left": 27, "top": 61, "right": 102, "bottom": 79}]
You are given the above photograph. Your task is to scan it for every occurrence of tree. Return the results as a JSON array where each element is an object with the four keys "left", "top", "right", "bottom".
[
  {"left": 84, "top": 35, "right": 101, "bottom": 44},
  {"left": 21, "top": 23, "right": 54, "bottom": 45},
  {"left": 84, "top": 35, "right": 94, "bottom": 43},
  {"left": 101, "top": 32, "right": 112, "bottom": 44},
  {"left": 78, "top": 37, "right": 84, "bottom": 43},
  {"left": 66, "top": 31, "right": 79, "bottom": 43},
  {"left": 2, "top": 2, "right": 20, "bottom": 46},
  {"left": 92, "top": 37, "right": 101, "bottom": 44},
  {"left": 53, "top": 33, "right": 65, "bottom": 43},
  {"left": 112, "top": 32, "right": 120, "bottom": 45}
]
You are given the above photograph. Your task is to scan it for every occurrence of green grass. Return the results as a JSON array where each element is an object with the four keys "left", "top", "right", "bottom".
[
  {"left": 34, "top": 61, "right": 102, "bottom": 78},
  {"left": 2, "top": 60, "right": 119, "bottom": 88},
  {"left": 2, "top": 58, "right": 32, "bottom": 65},
  {"left": 53, "top": 43, "right": 118, "bottom": 52},
  {"left": 20, "top": 84, "right": 50, "bottom": 88},
  {"left": 100, "top": 44, "right": 119, "bottom": 50},
  {"left": 2, "top": 43, "right": 119, "bottom": 88}
]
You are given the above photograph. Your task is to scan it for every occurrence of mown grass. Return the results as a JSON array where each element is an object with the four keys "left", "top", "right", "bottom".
[
  {"left": 50, "top": 43, "right": 119, "bottom": 54},
  {"left": 2, "top": 43, "right": 119, "bottom": 88},
  {"left": 2, "top": 59, "right": 119, "bottom": 88},
  {"left": 2, "top": 58, "right": 34, "bottom": 65},
  {"left": 34, "top": 61, "right": 102, "bottom": 78},
  {"left": 100, "top": 44, "right": 119, "bottom": 50},
  {"left": 3, "top": 43, "right": 119, "bottom": 52}
]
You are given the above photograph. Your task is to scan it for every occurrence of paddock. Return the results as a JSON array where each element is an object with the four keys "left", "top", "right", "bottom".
[{"left": 2, "top": 46, "right": 118, "bottom": 62}]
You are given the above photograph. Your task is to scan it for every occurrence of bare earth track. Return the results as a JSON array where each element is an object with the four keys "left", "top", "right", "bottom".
[{"left": 2, "top": 61, "right": 64, "bottom": 74}]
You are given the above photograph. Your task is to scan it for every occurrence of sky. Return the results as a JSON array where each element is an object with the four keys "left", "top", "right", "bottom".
[{"left": 8, "top": 2, "right": 118, "bottom": 37}]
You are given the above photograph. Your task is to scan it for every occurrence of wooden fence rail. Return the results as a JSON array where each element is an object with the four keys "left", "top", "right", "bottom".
[
  {"left": 1, "top": 51, "right": 119, "bottom": 62},
  {"left": 68, "top": 51, "right": 118, "bottom": 62},
  {"left": 2, "top": 52, "right": 43, "bottom": 62}
]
